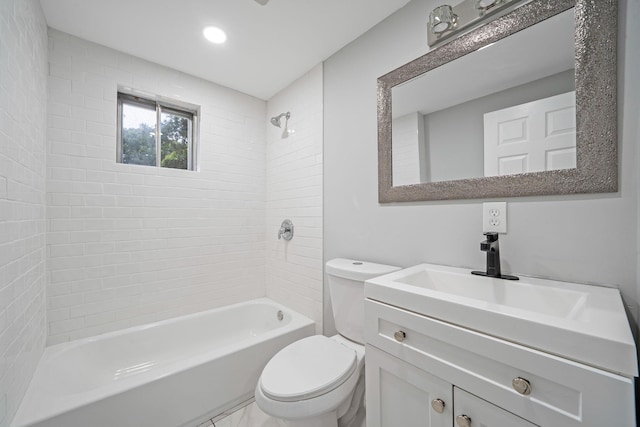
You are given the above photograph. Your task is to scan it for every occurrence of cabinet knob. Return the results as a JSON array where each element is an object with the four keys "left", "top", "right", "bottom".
[
  {"left": 431, "top": 398, "right": 446, "bottom": 413},
  {"left": 456, "top": 414, "right": 472, "bottom": 427},
  {"left": 393, "top": 330, "right": 406, "bottom": 342},
  {"left": 512, "top": 377, "right": 532, "bottom": 395}
]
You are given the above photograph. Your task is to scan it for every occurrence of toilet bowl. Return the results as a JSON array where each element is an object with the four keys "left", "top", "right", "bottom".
[
  {"left": 255, "top": 335, "right": 365, "bottom": 427},
  {"left": 255, "top": 259, "right": 400, "bottom": 427}
]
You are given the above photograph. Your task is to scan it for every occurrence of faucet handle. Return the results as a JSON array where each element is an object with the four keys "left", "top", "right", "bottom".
[
  {"left": 483, "top": 232, "right": 499, "bottom": 242},
  {"left": 278, "top": 219, "right": 294, "bottom": 241}
]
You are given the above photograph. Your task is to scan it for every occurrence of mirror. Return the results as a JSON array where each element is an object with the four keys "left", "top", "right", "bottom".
[
  {"left": 392, "top": 10, "right": 575, "bottom": 184},
  {"left": 378, "top": 0, "right": 618, "bottom": 202}
]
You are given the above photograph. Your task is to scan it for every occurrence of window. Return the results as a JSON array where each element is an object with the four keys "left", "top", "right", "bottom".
[{"left": 117, "top": 93, "right": 198, "bottom": 170}]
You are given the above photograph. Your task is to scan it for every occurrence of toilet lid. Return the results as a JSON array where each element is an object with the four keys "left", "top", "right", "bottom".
[{"left": 260, "top": 335, "right": 357, "bottom": 402}]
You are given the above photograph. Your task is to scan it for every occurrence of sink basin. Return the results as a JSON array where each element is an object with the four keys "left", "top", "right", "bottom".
[
  {"left": 365, "top": 263, "right": 638, "bottom": 377},
  {"left": 398, "top": 268, "right": 589, "bottom": 319}
]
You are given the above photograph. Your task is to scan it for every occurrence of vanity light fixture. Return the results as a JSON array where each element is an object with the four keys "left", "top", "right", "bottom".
[
  {"left": 429, "top": 5, "right": 457, "bottom": 34},
  {"left": 476, "top": 0, "right": 500, "bottom": 9},
  {"left": 203, "top": 26, "right": 227, "bottom": 44},
  {"left": 427, "top": 0, "right": 526, "bottom": 47}
]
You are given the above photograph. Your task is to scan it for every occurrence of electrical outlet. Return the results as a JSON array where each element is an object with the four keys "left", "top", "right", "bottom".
[{"left": 483, "top": 202, "right": 507, "bottom": 233}]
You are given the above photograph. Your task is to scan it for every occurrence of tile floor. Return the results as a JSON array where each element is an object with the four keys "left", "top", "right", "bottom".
[
  {"left": 197, "top": 399, "right": 367, "bottom": 427},
  {"left": 197, "top": 400, "right": 286, "bottom": 427}
]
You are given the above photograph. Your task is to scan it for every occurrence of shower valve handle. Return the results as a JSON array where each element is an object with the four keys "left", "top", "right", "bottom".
[{"left": 278, "top": 219, "right": 294, "bottom": 241}]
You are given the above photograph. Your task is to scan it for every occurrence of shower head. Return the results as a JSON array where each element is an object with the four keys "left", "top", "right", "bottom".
[{"left": 270, "top": 112, "right": 290, "bottom": 128}]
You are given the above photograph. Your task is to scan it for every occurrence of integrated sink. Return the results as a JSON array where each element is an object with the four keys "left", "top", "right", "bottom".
[
  {"left": 365, "top": 263, "right": 638, "bottom": 377},
  {"left": 397, "top": 268, "right": 589, "bottom": 319}
]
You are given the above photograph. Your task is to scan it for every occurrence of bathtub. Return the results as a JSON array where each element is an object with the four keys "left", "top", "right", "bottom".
[{"left": 11, "top": 298, "right": 315, "bottom": 427}]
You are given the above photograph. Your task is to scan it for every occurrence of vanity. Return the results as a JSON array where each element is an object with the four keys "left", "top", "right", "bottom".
[
  {"left": 363, "top": 264, "right": 638, "bottom": 426},
  {"left": 365, "top": 0, "right": 633, "bottom": 422}
]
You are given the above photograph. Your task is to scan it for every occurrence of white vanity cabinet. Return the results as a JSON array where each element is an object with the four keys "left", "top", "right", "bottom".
[
  {"left": 453, "top": 387, "right": 537, "bottom": 427},
  {"left": 367, "top": 345, "right": 538, "bottom": 427},
  {"left": 364, "top": 299, "right": 637, "bottom": 427},
  {"left": 366, "top": 345, "right": 452, "bottom": 427}
]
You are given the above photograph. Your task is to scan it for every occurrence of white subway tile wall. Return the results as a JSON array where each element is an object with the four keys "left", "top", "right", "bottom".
[
  {"left": 46, "top": 30, "right": 267, "bottom": 345},
  {"left": 0, "top": 1, "right": 48, "bottom": 426},
  {"left": 265, "top": 65, "right": 323, "bottom": 333}
]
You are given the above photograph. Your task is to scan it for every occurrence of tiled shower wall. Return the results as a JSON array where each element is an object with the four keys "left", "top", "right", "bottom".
[
  {"left": 46, "top": 30, "right": 267, "bottom": 345},
  {"left": 265, "top": 65, "right": 323, "bottom": 333},
  {"left": 0, "top": 1, "right": 48, "bottom": 425}
]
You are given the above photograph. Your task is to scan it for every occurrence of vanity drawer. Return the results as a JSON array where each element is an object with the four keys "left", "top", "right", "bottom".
[{"left": 364, "top": 299, "right": 635, "bottom": 427}]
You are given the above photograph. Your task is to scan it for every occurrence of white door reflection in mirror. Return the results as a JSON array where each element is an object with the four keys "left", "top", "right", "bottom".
[{"left": 483, "top": 91, "right": 576, "bottom": 176}]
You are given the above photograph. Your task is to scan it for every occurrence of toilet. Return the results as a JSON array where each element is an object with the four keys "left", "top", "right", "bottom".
[{"left": 255, "top": 258, "right": 400, "bottom": 427}]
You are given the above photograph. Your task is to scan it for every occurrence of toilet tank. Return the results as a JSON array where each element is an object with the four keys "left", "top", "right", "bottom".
[{"left": 326, "top": 258, "right": 400, "bottom": 344}]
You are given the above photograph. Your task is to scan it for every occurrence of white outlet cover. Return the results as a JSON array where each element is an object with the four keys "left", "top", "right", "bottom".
[{"left": 483, "top": 202, "right": 507, "bottom": 233}]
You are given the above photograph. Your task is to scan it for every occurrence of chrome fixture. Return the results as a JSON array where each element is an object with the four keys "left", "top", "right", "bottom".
[
  {"left": 427, "top": 0, "right": 526, "bottom": 47},
  {"left": 277, "top": 219, "right": 294, "bottom": 241},
  {"left": 254, "top": 0, "right": 269, "bottom": 5},
  {"left": 476, "top": 0, "right": 501, "bottom": 9},
  {"left": 431, "top": 399, "right": 446, "bottom": 414},
  {"left": 455, "top": 415, "right": 472, "bottom": 427},
  {"left": 471, "top": 232, "right": 518, "bottom": 280},
  {"left": 394, "top": 330, "right": 406, "bottom": 342},
  {"left": 429, "top": 5, "right": 457, "bottom": 34},
  {"left": 512, "top": 377, "right": 532, "bottom": 395},
  {"left": 277, "top": 310, "right": 284, "bottom": 321},
  {"left": 270, "top": 112, "right": 290, "bottom": 128},
  {"left": 271, "top": 111, "right": 292, "bottom": 139}
]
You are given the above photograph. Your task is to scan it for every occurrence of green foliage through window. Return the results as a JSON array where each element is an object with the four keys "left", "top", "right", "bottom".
[
  {"left": 118, "top": 93, "right": 196, "bottom": 170},
  {"left": 160, "top": 113, "right": 189, "bottom": 169}
]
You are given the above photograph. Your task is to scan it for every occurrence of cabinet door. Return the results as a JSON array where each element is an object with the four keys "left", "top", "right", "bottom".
[
  {"left": 453, "top": 387, "right": 538, "bottom": 427},
  {"left": 366, "top": 345, "right": 452, "bottom": 427}
]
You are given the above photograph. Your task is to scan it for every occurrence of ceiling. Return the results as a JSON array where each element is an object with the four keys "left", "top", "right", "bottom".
[{"left": 39, "top": 0, "right": 412, "bottom": 100}]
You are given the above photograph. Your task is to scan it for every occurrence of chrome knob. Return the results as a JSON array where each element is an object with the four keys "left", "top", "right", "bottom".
[
  {"left": 394, "top": 330, "right": 406, "bottom": 342},
  {"left": 277, "top": 219, "right": 294, "bottom": 241},
  {"left": 431, "top": 398, "right": 445, "bottom": 413},
  {"left": 456, "top": 414, "right": 472, "bottom": 427},
  {"left": 512, "top": 377, "right": 532, "bottom": 395}
]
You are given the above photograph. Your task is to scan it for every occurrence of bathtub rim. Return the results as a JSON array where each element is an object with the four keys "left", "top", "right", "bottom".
[{"left": 11, "top": 297, "right": 315, "bottom": 427}]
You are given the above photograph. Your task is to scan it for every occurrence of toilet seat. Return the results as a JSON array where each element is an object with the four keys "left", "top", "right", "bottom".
[{"left": 260, "top": 335, "right": 357, "bottom": 402}]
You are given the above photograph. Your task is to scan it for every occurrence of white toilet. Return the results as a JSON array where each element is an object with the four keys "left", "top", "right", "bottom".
[{"left": 255, "top": 258, "right": 400, "bottom": 427}]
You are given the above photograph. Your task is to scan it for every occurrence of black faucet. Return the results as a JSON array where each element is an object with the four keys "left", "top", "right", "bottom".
[{"left": 471, "top": 232, "right": 519, "bottom": 280}]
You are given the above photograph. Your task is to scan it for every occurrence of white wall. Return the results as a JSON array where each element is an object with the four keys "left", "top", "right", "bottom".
[
  {"left": 266, "top": 65, "right": 323, "bottom": 333},
  {"left": 0, "top": 1, "right": 48, "bottom": 426},
  {"left": 392, "top": 112, "right": 426, "bottom": 185},
  {"left": 323, "top": 0, "right": 639, "bottom": 335},
  {"left": 631, "top": 0, "right": 640, "bottom": 341},
  {"left": 46, "top": 30, "right": 267, "bottom": 344}
]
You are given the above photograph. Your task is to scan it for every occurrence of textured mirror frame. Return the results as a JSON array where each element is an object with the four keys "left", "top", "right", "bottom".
[{"left": 378, "top": 0, "right": 617, "bottom": 203}]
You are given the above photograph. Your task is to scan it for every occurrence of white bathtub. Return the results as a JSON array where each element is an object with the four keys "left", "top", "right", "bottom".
[{"left": 11, "top": 298, "right": 315, "bottom": 427}]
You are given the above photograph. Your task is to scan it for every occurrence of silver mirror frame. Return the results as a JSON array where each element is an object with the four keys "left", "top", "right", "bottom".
[{"left": 378, "top": 0, "right": 617, "bottom": 203}]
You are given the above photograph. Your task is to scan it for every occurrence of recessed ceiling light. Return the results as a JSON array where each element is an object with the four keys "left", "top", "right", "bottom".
[{"left": 203, "top": 26, "right": 227, "bottom": 44}]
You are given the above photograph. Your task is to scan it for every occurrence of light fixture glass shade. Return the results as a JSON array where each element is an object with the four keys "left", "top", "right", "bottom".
[
  {"left": 476, "top": 0, "right": 499, "bottom": 9},
  {"left": 429, "top": 5, "right": 457, "bottom": 34}
]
